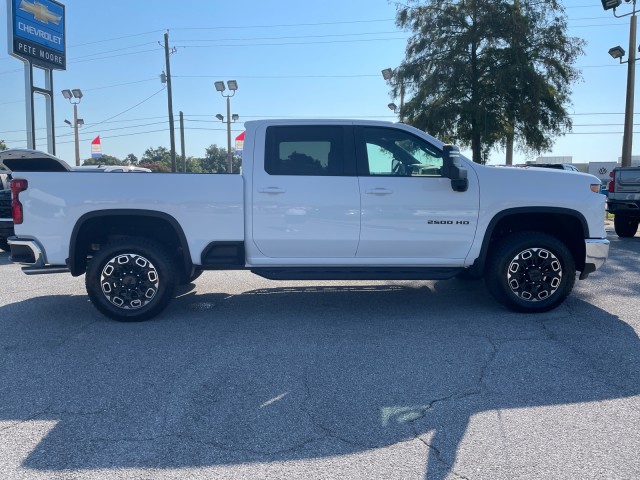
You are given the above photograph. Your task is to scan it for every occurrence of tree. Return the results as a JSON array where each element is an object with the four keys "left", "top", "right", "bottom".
[
  {"left": 124, "top": 153, "right": 138, "bottom": 165},
  {"left": 137, "top": 161, "right": 171, "bottom": 173},
  {"left": 201, "top": 144, "right": 241, "bottom": 173},
  {"left": 392, "top": 0, "right": 583, "bottom": 164},
  {"left": 141, "top": 146, "right": 172, "bottom": 167},
  {"left": 82, "top": 154, "right": 123, "bottom": 166},
  {"left": 497, "top": 0, "right": 584, "bottom": 163},
  {"left": 0, "top": 140, "right": 6, "bottom": 151},
  {"left": 184, "top": 156, "right": 203, "bottom": 173}
]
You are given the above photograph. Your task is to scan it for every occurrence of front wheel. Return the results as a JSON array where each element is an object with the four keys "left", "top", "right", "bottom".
[
  {"left": 485, "top": 232, "right": 576, "bottom": 313},
  {"left": 614, "top": 214, "right": 639, "bottom": 238},
  {"left": 85, "top": 238, "right": 178, "bottom": 322}
]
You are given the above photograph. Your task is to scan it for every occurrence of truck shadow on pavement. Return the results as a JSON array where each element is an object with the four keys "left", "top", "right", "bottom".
[
  {"left": 0, "top": 251, "right": 12, "bottom": 265},
  {"left": 0, "top": 282, "right": 638, "bottom": 479}
]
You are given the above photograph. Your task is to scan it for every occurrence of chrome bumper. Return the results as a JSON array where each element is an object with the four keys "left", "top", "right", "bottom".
[
  {"left": 7, "top": 237, "right": 69, "bottom": 275},
  {"left": 580, "top": 238, "right": 610, "bottom": 280}
]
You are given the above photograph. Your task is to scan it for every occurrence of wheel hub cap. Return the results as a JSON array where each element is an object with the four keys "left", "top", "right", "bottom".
[
  {"left": 100, "top": 254, "right": 159, "bottom": 309},
  {"left": 507, "top": 247, "right": 562, "bottom": 302}
]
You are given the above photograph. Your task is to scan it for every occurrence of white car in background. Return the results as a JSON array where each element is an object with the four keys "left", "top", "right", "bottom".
[{"left": 73, "top": 165, "right": 152, "bottom": 173}]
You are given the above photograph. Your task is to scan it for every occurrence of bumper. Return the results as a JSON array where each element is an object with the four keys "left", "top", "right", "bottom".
[
  {"left": 7, "top": 237, "right": 69, "bottom": 274},
  {"left": 579, "top": 238, "right": 610, "bottom": 280},
  {"left": 607, "top": 199, "right": 640, "bottom": 216}
]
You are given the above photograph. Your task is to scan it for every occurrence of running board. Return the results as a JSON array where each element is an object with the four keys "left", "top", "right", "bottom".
[
  {"left": 251, "top": 267, "right": 462, "bottom": 281},
  {"left": 22, "top": 266, "right": 70, "bottom": 275}
]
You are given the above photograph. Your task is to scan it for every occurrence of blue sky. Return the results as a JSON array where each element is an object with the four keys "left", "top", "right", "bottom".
[{"left": 0, "top": 0, "right": 635, "bottom": 165}]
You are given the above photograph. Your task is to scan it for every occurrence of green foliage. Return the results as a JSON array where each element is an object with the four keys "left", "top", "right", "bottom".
[
  {"left": 184, "top": 156, "right": 203, "bottom": 173},
  {"left": 82, "top": 154, "right": 123, "bottom": 166},
  {"left": 200, "top": 144, "right": 242, "bottom": 173},
  {"left": 0, "top": 140, "right": 6, "bottom": 151},
  {"left": 141, "top": 146, "right": 172, "bottom": 166},
  {"left": 393, "top": 0, "right": 584, "bottom": 163},
  {"left": 108, "top": 145, "right": 242, "bottom": 174},
  {"left": 137, "top": 161, "right": 171, "bottom": 173},
  {"left": 124, "top": 153, "right": 138, "bottom": 165}
]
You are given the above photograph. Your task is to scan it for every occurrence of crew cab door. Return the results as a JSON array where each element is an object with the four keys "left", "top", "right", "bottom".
[
  {"left": 251, "top": 124, "right": 360, "bottom": 258},
  {"left": 355, "top": 126, "right": 479, "bottom": 262}
]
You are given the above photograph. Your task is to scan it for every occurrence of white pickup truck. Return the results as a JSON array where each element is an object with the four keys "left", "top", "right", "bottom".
[{"left": 1, "top": 120, "right": 609, "bottom": 321}]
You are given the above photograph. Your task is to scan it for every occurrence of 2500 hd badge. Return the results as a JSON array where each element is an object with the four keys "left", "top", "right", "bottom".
[{"left": 427, "top": 220, "right": 470, "bottom": 225}]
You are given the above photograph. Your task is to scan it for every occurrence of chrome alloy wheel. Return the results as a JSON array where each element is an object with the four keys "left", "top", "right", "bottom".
[
  {"left": 100, "top": 253, "right": 159, "bottom": 309},
  {"left": 506, "top": 247, "right": 562, "bottom": 302}
]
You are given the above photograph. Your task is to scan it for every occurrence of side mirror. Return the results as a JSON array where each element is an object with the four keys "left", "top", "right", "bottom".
[{"left": 441, "top": 144, "right": 468, "bottom": 192}]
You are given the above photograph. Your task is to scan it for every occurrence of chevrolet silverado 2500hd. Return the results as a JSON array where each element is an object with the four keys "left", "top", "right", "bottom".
[{"left": 1, "top": 120, "right": 609, "bottom": 321}]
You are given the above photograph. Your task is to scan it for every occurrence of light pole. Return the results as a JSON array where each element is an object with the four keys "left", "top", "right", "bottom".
[
  {"left": 382, "top": 68, "right": 405, "bottom": 122},
  {"left": 215, "top": 80, "right": 238, "bottom": 173},
  {"left": 61, "top": 89, "right": 83, "bottom": 166},
  {"left": 603, "top": 0, "right": 637, "bottom": 167}
]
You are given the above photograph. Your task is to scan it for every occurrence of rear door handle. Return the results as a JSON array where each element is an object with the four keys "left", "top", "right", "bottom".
[
  {"left": 365, "top": 188, "right": 393, "bottom": 195},
  {"left": 258, "top": 187, "right": 286, "bottom": 194}
]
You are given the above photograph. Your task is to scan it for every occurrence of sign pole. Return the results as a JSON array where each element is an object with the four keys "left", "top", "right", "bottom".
[
  {"left": 8, "top": 0, "right": 66, "bottom": 154},
  {"left": 45, "top": 68, "right": 55, "bottom": 155},
  {"left": 23, "top": 62, "right": 35, "bottom": 149}
]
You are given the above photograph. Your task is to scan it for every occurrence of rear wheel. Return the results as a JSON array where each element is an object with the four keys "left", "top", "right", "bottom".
[
  {"left": 485, "top": 232, "right": 576, "bottom": 313},
  {"left": 85, "top": 238, "right": 177, "bottom": 322},
  {"left": 614, "top": 214, "right": 639, "bottom": 238}
]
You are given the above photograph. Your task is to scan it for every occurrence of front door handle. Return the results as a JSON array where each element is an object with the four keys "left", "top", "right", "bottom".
[
  {"left": 365, "top": 188, "right": 393, "bottom": 195},
  {"left": 258, "top": 187, "right": 286, "bottom": 194}
]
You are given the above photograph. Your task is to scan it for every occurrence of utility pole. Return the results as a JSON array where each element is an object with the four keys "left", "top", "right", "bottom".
[
  {"left": 164, "top": 32, "right": 177, "bottom": 173},
  {"left": 622, "top": 10, "right": 637, "bottom": 167},
  {"left": 180, "top": 111, "right": 186, "bottom": 173},
  {"left": 602, "top": 0, "right": 638, "bottom": 167}
]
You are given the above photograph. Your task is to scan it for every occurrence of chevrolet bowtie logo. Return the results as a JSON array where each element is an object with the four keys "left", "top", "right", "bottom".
[{"left": 19, "top": 0, "right": 61, "bottom": 25}]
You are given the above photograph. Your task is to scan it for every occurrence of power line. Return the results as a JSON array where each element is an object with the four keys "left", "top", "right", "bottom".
[
  {"left": 172, "top": 31, "right": 402, "bottom": 43},
  {"left": 80, "top": 87, "right": 167, "bottom": 135},
  {"left": 68, "top": 30, "right": 166, "bottom": 48},
  {"left": 172, "top": 18, "right": 395, "bottom": 32}
]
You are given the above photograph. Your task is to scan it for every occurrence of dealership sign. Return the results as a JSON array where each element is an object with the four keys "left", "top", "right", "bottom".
[{"left": 7, "top": 0, "right": 66, "bottom": 70}]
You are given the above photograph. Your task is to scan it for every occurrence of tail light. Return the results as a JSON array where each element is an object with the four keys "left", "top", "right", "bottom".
[
  {"left": 608, "top": 171, "right": 615, "bottom": 193},
  {"left": 10, "top": 178, "right": 28, "bottom": 225}
]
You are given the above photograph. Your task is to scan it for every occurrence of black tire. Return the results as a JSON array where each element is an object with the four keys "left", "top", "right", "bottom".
[
  {"left": 485, "top": 231, "right": 576, "bottom": 313},
  {"left": 0, "top": 237, "right": 8, "bottom": 252},
  {"left": 85, "top": 238, "right": 178, "bottom": 322},
  {"left": 614, "top": 215, "right": 639, "bottom": 238}
]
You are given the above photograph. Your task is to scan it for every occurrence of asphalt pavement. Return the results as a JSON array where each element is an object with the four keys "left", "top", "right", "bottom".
[{"left": 0, "top": 224, "right": 638, "bottom": 480}]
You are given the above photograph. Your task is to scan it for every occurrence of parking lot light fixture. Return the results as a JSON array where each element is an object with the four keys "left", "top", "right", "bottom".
[
  {"left": 215, "top": 80, "right": 240, "bottom": 173},
  {"left": 382, "top": 67, "right": 405, "bottom": 122},
  {"left": 62, "top": 88, "right": 84, "bottom": 166},
  {"left": 609, "top": 45, "right": 626, "bottom": 60}
]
